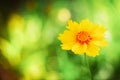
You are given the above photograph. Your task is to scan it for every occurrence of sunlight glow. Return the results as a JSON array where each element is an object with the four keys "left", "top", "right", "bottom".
[{"left": 57, "top": 8, "right": 71, "bottom": 22}]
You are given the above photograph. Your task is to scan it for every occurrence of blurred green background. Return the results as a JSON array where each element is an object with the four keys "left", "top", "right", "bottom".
[{"left": 0, "top": 0, "right": 120, "bottom": 80}]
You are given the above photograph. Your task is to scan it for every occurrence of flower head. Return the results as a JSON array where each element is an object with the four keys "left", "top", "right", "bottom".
[{"left": 58, "top": 19, "right": 107, "bottom": 57}]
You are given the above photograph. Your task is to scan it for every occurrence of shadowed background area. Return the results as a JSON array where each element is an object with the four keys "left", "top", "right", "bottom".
[{"left": 0, "top": 0, "right": 120, "bottom": 80}]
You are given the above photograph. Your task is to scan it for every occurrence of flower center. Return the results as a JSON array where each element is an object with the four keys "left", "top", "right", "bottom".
[{"left": 76, "top": 31, "right": 92, "bottom": 44}]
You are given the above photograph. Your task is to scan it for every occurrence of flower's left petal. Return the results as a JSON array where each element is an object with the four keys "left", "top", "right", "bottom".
[
  {"left": 61, "top": 43, "right": 74, "bottom": 50},
  {"left": 72, "top": 43, "right": 87, "bottom": 54},
  {"left": 86, "top": 43, "right": 100, "bottom": 57},
  {"left": 58, "top": 30, "right": 76, "bottom": 43},
  {"left": 58, "top": 30, "right": 76, "bottom": 50}
]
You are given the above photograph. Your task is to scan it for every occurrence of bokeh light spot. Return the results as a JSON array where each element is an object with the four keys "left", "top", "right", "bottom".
[{"left": 57, "top": 8, "right": 71, "bottom": 22}]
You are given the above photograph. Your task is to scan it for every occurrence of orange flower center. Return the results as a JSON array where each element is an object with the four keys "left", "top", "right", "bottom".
[{"left": 76, "top": 31, "right": 92, "bottom": 44}]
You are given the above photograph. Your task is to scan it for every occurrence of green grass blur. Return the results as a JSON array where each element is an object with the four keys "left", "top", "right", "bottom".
[{"left": 0, "top": 0, "right": 120, "bottom": 80}]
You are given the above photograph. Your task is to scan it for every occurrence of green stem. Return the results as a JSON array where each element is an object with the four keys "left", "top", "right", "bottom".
[{"left": 84, "top": 54, "right": 93, "bottom": 80}]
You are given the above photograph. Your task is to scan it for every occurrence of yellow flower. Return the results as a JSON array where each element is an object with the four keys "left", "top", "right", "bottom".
[{"left": 58, "top": 19, "right": 107, "bottom": 57}]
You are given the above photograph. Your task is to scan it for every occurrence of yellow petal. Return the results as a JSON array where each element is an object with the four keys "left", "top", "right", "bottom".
[
  {"left": 80, "top": 19, "right": 92, "bottom": 28},
  {"left": 61, "top": 43, "right": 74, "bottom": 50},
  {"left": 78, "top": 19, "right": 96, "bottom": 34},
  {"left": 90, "top": 25, "right": 107, "bottom": 47},
  {"left": 86, "top": 43, "right": 100, "bottom": 57},
  {"left": 58, "top": 30, "right": 76, "bottom": 43},
  {"left": 92, "top": 25, "right": 106, "bottom": 36},
  {"left": 67, "top": 20, "right": 80, "bottom": 33},
  {"left": 58, "top": 30, "right": 76, "bottom": 50},
  {"left": 96, "top": 25, "right": 106, "bottom": 34},
  {"left": 92, "top": 39, "right": 107, "bottom": 47},
  {"left": 72, "top": 43, "right": 87, "bottom": 54}
]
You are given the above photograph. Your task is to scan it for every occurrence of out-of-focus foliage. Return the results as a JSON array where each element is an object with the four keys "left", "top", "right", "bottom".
[{"left": 0, "top": 0, "right": 120, "bottom": 80}]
